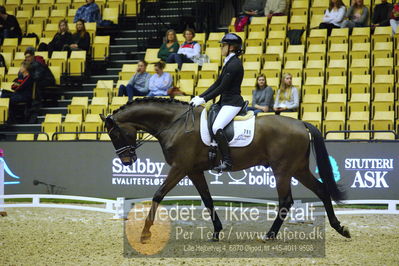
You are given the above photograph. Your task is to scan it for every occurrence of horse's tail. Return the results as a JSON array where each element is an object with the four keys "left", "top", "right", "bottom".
[{"left": 303, "top": 122, "right": 346, "bottom": 203}]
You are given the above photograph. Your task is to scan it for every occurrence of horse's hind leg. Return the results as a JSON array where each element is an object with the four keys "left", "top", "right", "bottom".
[
  {"left": 262, "top": 174, "right": 293, "bottom": 240},
  {"left": 140, "top": 166, "right": 185, "bottom": 243},
  {"left": 295, "top": 167, "right": 351, "bottom": 238},
  {"left": 188, "top": 172, "right": 223, "bottom": 242}
]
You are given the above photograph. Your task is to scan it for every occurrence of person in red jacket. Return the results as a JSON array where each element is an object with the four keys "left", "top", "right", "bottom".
[{"left": 1, "top": 61, "right": 34, "bottom": 122}]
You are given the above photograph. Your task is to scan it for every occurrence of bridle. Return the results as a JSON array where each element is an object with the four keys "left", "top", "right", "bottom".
[{"left": 106, "top": 105, "right": 195, "bottom": 156}]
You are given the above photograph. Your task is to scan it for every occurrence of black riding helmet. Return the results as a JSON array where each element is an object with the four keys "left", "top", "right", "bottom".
[{"left": 220, "top": 33, "right": 243, "bottom": 55}]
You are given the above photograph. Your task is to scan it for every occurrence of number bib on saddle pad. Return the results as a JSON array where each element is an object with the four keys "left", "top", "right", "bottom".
[{"left": 200, "top": 108, "right": 255, "bottom": 147}]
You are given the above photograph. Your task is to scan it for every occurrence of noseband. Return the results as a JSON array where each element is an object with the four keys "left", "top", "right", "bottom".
[{"left": 106, "top": 115, "right": 136, "bottom": 156}]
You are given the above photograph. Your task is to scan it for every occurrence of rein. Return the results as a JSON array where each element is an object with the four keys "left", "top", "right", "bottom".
[{"left": 134, "top": 106, "right": 195, "bottom": 149}]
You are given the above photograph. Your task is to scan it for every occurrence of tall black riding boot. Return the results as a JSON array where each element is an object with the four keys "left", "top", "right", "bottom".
[{"left": 213, "top": 129, "right": 232, "bottom": 172}]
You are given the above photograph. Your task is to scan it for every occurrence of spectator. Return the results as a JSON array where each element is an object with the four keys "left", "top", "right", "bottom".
[
  {"left": 341, "top": 0, "right": 368, "bottom": 28},
  {"left": 0, "top": 5, "right": 22, "bottom": 42},
  {"left": 24, "top": 47, "right": 55, "bottom": 93},
  {"left": 264, "top": 0, "right": 287, "bottom": 19},
  {"left": 319, "top": 0, "right": 346, "bottom": 35},
  {"left": 242, "top": 0, "right": 266, "bottom": 17},
  {"left": 166, "top": 28, "right": 201, "bottom": 70},
  {"left": 0, "top": 61, "right": 34, "bottom": 122},
  {"left": 74, "top": 0, "right": 101, "bottom": 24},
  {"left": 273, "top": 73, "right": 299, "bottom": 113},
  {"left": 118, "top": 60, "right": 151, "bottom": 101},
  {"left": 158, "top": 29, "right": 179, "bottom": 62},
  {"left": 66, "top": 19, "right": 91, "bottom": 53},
  {"left": 147, "top": 61, "right": 173, "bottom": 96},
  {"left": 390, "top": 3, "right": 399, "bottom": 33},
  {"left": 372, "top": 0, "right": 393, "bottom": 27},
  {"left": 247, "top": 74, "right": 274, "bottom": 115},
  {"left": 38, "top": 20, "right": 72, "bottom": 55}
]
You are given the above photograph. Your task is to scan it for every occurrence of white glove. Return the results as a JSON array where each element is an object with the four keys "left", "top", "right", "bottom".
[{"left": 190, "top": 96, "right": 206, "bottom": 107}]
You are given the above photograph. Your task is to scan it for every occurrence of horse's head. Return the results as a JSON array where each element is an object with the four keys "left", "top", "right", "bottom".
[{"left": 100, "top": 114, "right": 138, "bottom": 166}]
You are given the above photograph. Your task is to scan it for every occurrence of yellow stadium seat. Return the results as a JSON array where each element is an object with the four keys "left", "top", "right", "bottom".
[
  {"left": 92, "top": 36, "right": 110, "bottom": 60},
  {"left": 306, "top": 44, "right": 326, "bottom": 63},
  {"left": 307, "top": 29, "right": 327, "bottom": 46},
  {"left": 67, "top": 9, "right": 77, "bottom": 23},
  {"left": 301, "top": 112, "right": 322, "bottom": 129},
  {"left": 18, "top": 38, "right": 36, "bottom": 53},
  {"left": 350, "top": 27, "right": 370, "bottom": 46},
  {"left": 349, "top": 74, "right": 371, "bottom": 95},
  {"left": 88, "top": 97, "right": 108, "bottom": 115},
  {"left": 373, "top": 57, "right": 394, "bottom": 81},
  {"left": 178, "top": 79, "right": 194, "bottom": 95},
  {"left": 41, "top": 113, "right": 62, "bottom": 140},
  {"left": 349, "top": 42, "right": 370, "bottom": 64},
  {"left": 68, "top": 51, "right": 86, "bottom": 76},
  {"left": 324, "top": 94, "right": 347, "bottom": 114},
  {"left": 284, "top": 45, "right": 305, "bottom": 63},
  {"left": 246, "top": 31, "right": 266, "bottom": 49},
  {"left": 102, "top": 8, "right": 118, "bottom": 24},
  {"left": 109, "top": 96, "right": 128, "bottom": 113},
  {"left": 373, "top": 132, "right": 395, "bottom": 140},
  {"left": 326, "top": 59, "right": 347, "bottom": 80},
  {"left": 179, "top": 63, "right": 199, "bottom": 80},
  {"left": 309, "top": 14, "right": 324, "bottom": 29},
  {"left": 12, "top": 52, "right": 25, "bottom": 67},
  {"left": 0, "top": 38, "right": 19, "bottom": 56},
  {"left": 93, "top": 80, "right": 114, "bottom": 99},
  {"left": 49, "top": 66, "right": 61, "bottom": 85},
  {"left": 107, "top": 0, "right": 124, "bottom": 15},
  {"left": 195, "top": 78, "right": 214, "bottom": 96},
  {"left": 301, "top": 94, "right": 322, "bottom": 114},
  {"left": 68, "top": 96, "right": 88, "bottom": 117},
  {"left": 347, "top": 111, "right": 370, "bottom": 139},
  {"left": 0, "top": 98, "right": 10, "bottom": 123},
  {"left": 124, "top": 0, "right": 137, "bottom": 16},
  {"left": 261, "top": 61, "right": 282, "bottom": 78},
  {"left": 349, "top": 58, "right": 369, "bottom": 80},
  {"left": 281, "top": 112, "right": 299, "bottom": 119},
  {"left": 16, "top": 133, "right": 35, "bottom": 141},
  {"left": 328, "top": 43, "right": 348, "bottom": 62},
  {"left": 372, "top": 26, "right": 392, "bottom": 47},
  {"left": 206, "top": 32, "right": 224, "bottom": 48},
  {"left": 0, "top": 67, "right": 5, "bottom": 81},
  {"left": 291, "top": 0, "right": 308, "bottom": 16},
  {"left": 326, "top": 132, "right": 345, "bottom": 140},
  {"left": 303, "top": 60, "right": 324, "bottom": 80},
  {"left": 199, "top": 63, "right": 219, "bottom": 79},
  {"left": 205, "top": 47, "right": 222, "bottom": 66},
  {"left": 243, "top": 61, "right": 261, "bottom": 78},
  {"left": 268, "top": 16, "right": 288, "bottom": 32},
  {"left": 43, "top": 23, "right": 59, "bottom": 38},
  {"left": 264, "top": 46, "right": 284, "bottom": 62},
  {"left": 248, "top": 17, "right": 268, "bottom": 33},
  {"left": 58, "top": 114, "right": 83, "bottom": 141},
  {"left": 371, "top": 111, "right": 395, "bottom": 131},
  {"left": 372, "top": 93, "right": 395, "bottom": 114},
  {"left": 329, "top": 28, "right": 349, "bottom": 47},
  {"left": 372, "top": 42, "right": 393, "bottom": 65},
  {"left": 283, "top": 60, "right": 303, "bottom": 78},
  {"left": 79, "top": 114, "right": 103, "bottom": 140},
  {"left": 266, "top": 30, "right": 286, "bottom": 47},
  {"left": 118, "top": 64, "right": 136, "bottom": 80},
  {"left": 372, "top": 74, "right": 395, "bottom": 98},
  {"left": 0, "top": 52, "right": 12, "bottom": 69},
  {"left": 99, "top": 133, "right": 111, "bottom": 141},
  {"left": 16, "top": 10, "right": 32, "bottom": 32},
  {"left": 288, "top": 15, "right": 307, "bottom": 30},
  {"left": 243, "top": 46, "right": 263, "bottom": 62},
  {"left": 48, "top": 8, "right": 67, "bottom": 23},
  {"left": 5, "top": 66, "right": 19, "bottom": 82},
  {"left": 348, "top": 93, "right": 370, "bottom": 115},
  {"left": 323, "top": 112, "right": 346, "bottom": 135},
  {"left": 48, "top": 51, "right": 68, "bottom": 73}
]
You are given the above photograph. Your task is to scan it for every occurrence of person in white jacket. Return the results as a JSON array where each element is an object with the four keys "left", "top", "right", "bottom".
[
  {"left": 319, "top": 0, "right": 346, "bottom": 35},
  {"left": 166, "top": 28, "right": 201, "bottom": 70}
]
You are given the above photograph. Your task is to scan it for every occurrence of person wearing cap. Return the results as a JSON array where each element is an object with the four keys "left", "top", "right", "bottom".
[{"left": 189, "top": 33, "right": 245, "bottom": 172}]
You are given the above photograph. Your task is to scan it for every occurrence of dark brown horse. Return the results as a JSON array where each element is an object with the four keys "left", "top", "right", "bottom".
[{"left": 100, "top": 97, "right": 351, "bottom": 243}]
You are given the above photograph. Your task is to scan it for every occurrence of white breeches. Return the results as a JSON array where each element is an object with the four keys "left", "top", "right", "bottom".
[{"left": 212, "top": 105, "right": 242, "bottom": 135}]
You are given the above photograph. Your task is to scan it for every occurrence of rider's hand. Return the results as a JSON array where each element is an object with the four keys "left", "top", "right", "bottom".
[{"left": 189, "top": 96, "right": 205, "bottom": 107}]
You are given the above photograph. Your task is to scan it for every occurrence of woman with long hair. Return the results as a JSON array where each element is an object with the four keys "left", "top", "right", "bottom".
[
  {"left": 68, "top": 19, "right": 91, "bottom": 52},
  {"left": 341, "top": 0, "right": 369, "bottom": 28},
  {"left": 158, "top": 29, "right": 179, "bottom": 62},
  {"left": 247, "top": 74, "right": 274, "bottom": 115},
  {"left": 273, "top": 73, "right": 299, "bottom": 113},
  {"left": 319, "top": 0, "right": 346, "bottom": 35},
  {"left": 47, "top": 19, "right": 73, "bottom": 54}
]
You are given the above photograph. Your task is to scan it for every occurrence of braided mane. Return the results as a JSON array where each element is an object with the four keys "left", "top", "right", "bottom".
[{"left": 112, "top": 97, "right": 190, "bottom": 115}]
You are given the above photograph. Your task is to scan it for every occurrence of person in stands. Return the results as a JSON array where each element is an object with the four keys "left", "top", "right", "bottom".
[
  {"left": 66, "top": 19, "right": 91, "bottom": 53},
  {"left": 74, "top": 0, "right": 101, "bottom": 24},
  {"left": 273, "top": 73, "right": 299, "bottom": 113},
  {"left": 0, "top": 5, "right": 22, "bottom": 43},
  {"left": 158, "top": 29, "right": 179, "bottom": 62},
  {"left": 341, "top": 0, "right": 369, "bottom": 29},
  {"left": 319, "top": 0, "right": 346, "bottom": 35},
  {"left": 372, "top": 0, "right": 393, "bottom": 27},
  {"left": 247, "top": 74, "right": 274, "bottom": 115},
  {"left": 118, "top": 60, "right": 151, "bottom": 100},
  {"left": 147, "top": 61, "right": 173, "bottom": 96}
]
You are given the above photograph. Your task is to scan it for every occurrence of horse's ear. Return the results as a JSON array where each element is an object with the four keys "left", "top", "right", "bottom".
[{"left": 99, "top": 114, "right": 106, "bottom": 122}]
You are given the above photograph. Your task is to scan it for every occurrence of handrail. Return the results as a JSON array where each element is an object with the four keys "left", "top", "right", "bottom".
[{"left": 325, "top": 130, "right": 397, "bottom": 142}]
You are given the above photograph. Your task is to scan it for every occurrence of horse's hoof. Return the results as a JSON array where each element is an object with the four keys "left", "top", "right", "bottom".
[
  {"left": 208, "top": 232, "right": 219, "bottom": 242},
  {"left": 257, "top": 232, "right": 276, "bottom": 242},
  {"left": 340, "top": 226, "right": 351, "bottom": 238},
  {"left": 140, "top": 232, "right": 151, "bottom": 244}
]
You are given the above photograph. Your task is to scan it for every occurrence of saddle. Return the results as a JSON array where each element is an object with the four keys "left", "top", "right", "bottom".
[{"left": 207, "top": 101, "right": 251, "bottom": 142}]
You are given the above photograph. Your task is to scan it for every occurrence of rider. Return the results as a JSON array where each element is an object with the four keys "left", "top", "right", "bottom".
[{"left": 190, "top": 33, "right": 244, "bottom": 172}]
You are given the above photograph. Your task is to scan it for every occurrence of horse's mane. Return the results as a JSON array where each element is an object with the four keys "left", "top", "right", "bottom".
[{"left": 112, "top": 97, "right": 190, "bottom": 115}]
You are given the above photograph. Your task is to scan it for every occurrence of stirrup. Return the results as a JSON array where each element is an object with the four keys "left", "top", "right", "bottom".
[{"left": 213, "top": 161, "right": 232, "bottom": 173}]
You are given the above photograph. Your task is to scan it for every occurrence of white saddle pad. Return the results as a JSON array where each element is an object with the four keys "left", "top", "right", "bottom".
[{"left": 200, "top": 109, "right": 255, "bottom": 147}]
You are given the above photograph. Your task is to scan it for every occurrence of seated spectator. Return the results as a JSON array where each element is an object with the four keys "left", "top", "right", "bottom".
[
  {"left": 264, "top": 0, "right": 287, "bottom": 19},
  {"left": 24, "top": 47, "right": 55, "bottom": 93},
  {"left": 166, "top": 28, "right": 200, "bottom": 70},
  {"left": 0, "top": 6, "right": 22, "bottom": 43},
  {"left": 341, "top": 0, "right": 368, "bottom": 28},
  {"left": 247, "top": 74, "right": 274, "bottom": 115},
  {"left": 319, "top": 0, "right": 346, "bottom": 36},
  {"left": 372, "top": 0, "right": 393, "bottom": 27},
  {"left": 38, "top": 20, "right": 72, "bottom": 55},
  {"left": 158, "top": 29, "right": 179, "bottom": 62},
  {"left": 0, "top": 61, "right": 34, "bottom": 122},
  {"left": 147, "top": 61, "right": 173, "bottom": 97},
  {"left": 242, "top": 0, "right": 266, "bottom": 17},
  {"left": 118, "top": 60, "right": 151, "bottom": 101},
  {"left": 273, "top": 73, "right": 299, "bottom": 113},
  {"left": 65, "top": 19, "right": 91, "bottom": 54},
  {"left": 390, "top": 3, "right": 399, "bottom": 33},
  {"left": 74, "top": 0, "right": 101, "bottom": 24}
]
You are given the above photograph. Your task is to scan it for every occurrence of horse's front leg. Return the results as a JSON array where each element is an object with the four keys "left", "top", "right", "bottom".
[
  {"left": 188, "top": 172, "right": 223, "bottom": 242},
  {"left": 141, "top": 166, "right": 185, "bottom": 244}
]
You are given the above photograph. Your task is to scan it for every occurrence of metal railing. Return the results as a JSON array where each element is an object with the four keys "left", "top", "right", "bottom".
[{"left": 325, "top": 130, "right": 398, "bottom": 142}]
